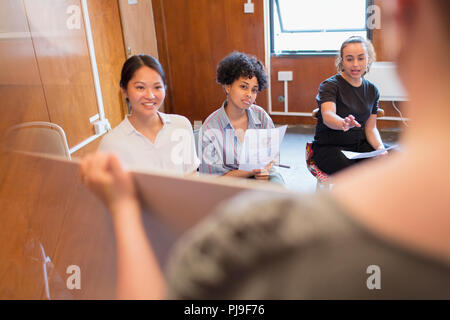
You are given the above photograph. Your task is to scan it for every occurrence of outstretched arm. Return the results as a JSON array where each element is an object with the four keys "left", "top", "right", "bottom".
[
  {"left": 80, "top": 153, "right": 166, "bottom": 299},
  {"left": 321, "top": 101, "right": 361, "bottom": 131}
]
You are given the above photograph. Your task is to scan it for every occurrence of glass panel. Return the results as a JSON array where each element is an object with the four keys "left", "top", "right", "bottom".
[
  {"left": 277, "top": 0, "right": 366, "bottom": 32},
  {"left": 274, "top": 30, "right": 367, "bottom": 53},
  {"left": 273, "top": 0, "right": 368, "bottom": 53}
]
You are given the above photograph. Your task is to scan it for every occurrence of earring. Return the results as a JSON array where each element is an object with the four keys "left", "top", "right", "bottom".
[{"left": 125, "top": 98, "right": 132, "bottom": 114}]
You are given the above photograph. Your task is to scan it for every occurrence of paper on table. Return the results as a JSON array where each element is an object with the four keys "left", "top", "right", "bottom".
[
  {"left": 342, "top": 145, "right": 398, "bottom": 160},
  {"left": 238, "top": 125, "right": 288, "bottom": 171}
]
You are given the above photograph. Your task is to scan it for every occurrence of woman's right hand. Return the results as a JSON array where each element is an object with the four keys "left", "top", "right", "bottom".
[
  {"left": 321, "top": 102, "right": 361, "bottom": 131},
  {"left": 342, "top": 114, "right": 361, "bottom": 132},
  {"left": 80, "top": 152, "right": 137, "bottom": 212}
]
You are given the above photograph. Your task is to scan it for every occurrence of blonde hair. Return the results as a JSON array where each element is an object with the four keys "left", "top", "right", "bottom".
[{"left": 335, "top": 36, "right": 376, "bottom": 76}]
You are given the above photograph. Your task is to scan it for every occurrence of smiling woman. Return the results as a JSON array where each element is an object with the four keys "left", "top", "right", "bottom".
[{"left": 98, "top": 55, "right": 200, "bottom": 174}]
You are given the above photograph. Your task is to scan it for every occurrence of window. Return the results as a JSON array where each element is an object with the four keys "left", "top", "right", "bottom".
[{"left": 271, "top": 0, "right": 373, "bottom": 55}]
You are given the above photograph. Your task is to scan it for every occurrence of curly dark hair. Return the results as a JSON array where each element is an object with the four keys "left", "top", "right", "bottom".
[{"left": 216, "top": 51, "right": 267, "bottom": 91}]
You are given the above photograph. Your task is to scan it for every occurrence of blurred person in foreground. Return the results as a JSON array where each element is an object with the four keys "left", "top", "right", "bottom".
[{"left": 80, "top": 0, "right": 450, "bottom": 299}]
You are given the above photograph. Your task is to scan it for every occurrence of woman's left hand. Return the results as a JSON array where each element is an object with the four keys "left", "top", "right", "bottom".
[
  {"left": 253, "top": 162, "right": 273, "bottom": 180},
  {"left": 375, "top": 146, "right": 388, "bottom": 157}
]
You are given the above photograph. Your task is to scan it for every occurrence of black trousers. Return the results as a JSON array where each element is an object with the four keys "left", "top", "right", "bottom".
[{"left": 312, "top": 140, "right": 376, "bottom": 175}]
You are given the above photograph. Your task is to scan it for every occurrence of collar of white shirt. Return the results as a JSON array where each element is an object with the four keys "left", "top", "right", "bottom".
[{"left": 122, "top": 112, "right": 172, "bottom": 136}]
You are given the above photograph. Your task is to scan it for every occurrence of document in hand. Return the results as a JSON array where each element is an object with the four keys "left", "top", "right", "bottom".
[
  {"left": 341, "top": 144, "right": 398, "bottom": 160},
  {"left": 238, "top": 125, "right": 288, "bottom": 171}
]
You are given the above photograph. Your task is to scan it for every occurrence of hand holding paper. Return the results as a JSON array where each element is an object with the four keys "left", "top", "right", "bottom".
[
  {"left": 238, "top": 125, "right": 287, "bottom": 171},
  {"left": 253, "top": 161, "right": 274, "bottom": 180},
  {"left": 341, "top": 145, "right": 398, "bottom": 160}
]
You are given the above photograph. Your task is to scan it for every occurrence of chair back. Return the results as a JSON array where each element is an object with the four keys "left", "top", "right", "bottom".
[
  {"left": 3, "top": 122, "right": 71, "bottom": 159},
  {"left": 193, "top": 128, "right": 200, "bottom": 158}
]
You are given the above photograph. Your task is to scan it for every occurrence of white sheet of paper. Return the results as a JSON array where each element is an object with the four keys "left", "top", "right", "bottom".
[
  {"left": 342, "top": 145, "right": 398, "bottom": 160},
  {"left": 238, "top": 125, "right": 287, "bottom": 171}
]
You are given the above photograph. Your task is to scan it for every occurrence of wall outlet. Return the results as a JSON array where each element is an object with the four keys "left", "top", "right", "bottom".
[
  {"left": 93, "top": 119, "right": 111, "bottom": 135},
  {"left": 244, "top": 1, "right": 254, "bottom": 13},
  {"left": 278, "top": 71, "right": 293, "bottom": 81}
]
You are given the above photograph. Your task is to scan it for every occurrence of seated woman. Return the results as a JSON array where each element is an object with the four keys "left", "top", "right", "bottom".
[
  {"left": 312, "top": 36, "right": 386, "bottom": 175},
  {"left": 99, "top": 55, "right": 199, "bottom": 174},
  {"left": 199, "top": 51, "right": 283, "bottom": 183}
]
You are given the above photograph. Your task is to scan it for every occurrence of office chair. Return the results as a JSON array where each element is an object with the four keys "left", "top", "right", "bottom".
[{"left": 3, "top": 121, "right": 71, "bottom": 159}]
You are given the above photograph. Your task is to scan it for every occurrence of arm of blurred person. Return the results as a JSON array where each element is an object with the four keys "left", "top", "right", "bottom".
[{"left": 80, "top": 152, "right": 166, "bottom": 300}]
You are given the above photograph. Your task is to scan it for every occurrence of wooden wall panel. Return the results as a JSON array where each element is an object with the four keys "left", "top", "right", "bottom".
[
  {"left": 118, "top": 0, "right": 163, "bottom": 112},
  {"left": 70, "top": 137, "right": 101, "bottom": 159},
  {"left": 270, "top": 56, "right": 336, "bottom": 125},
  {"left": 118, "top": 0, "right": 158, "bottom": 58},
  {"left": 269, "top": 0, "right": 404, "bottom": 128},
  {"left": 1, "top": 0, "right": 130, "bottom": 156},
  {"left": 0, "top": 0, "right": 50, "bottom": 137},
  {"left": 152, "top": 0, "right": 403, "bottom": 129},
  {"left": 151, "top": 0, "right": 172, "bottom": 114},
  {"left": 152, "top": 0, "right": 267, "bottom": 122},
  {"left": 23, "top": 0, "right": 99, "bottom": 147},
  {"left": 87, "top": 0, "right": 127, "bottom": 130}
]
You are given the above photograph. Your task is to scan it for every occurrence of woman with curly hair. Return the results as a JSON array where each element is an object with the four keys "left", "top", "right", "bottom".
[
  {"left": 199, "top": 51, "right": 282, "bottom": 182},
  {"left": 312, "top": 36, "right": 386, "bottom": 175}
]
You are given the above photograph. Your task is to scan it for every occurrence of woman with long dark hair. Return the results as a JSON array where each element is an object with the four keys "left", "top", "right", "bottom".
[{"left": 98, "top": 54, "right": 199, "bottom": 174}]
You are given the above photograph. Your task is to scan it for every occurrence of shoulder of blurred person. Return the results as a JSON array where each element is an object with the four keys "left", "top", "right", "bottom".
[{"left": 166, "top": 191, "right": 450, "bottom": 299}]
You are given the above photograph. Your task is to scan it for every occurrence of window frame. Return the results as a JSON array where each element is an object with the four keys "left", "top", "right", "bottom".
[{"left": 270, "top": 0, "right": 374, "bottom": 56}]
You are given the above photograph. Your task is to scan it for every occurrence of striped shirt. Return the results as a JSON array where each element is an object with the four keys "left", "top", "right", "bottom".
[{"left": 199, "top": 101, "right": 274, "bottom": 175}]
